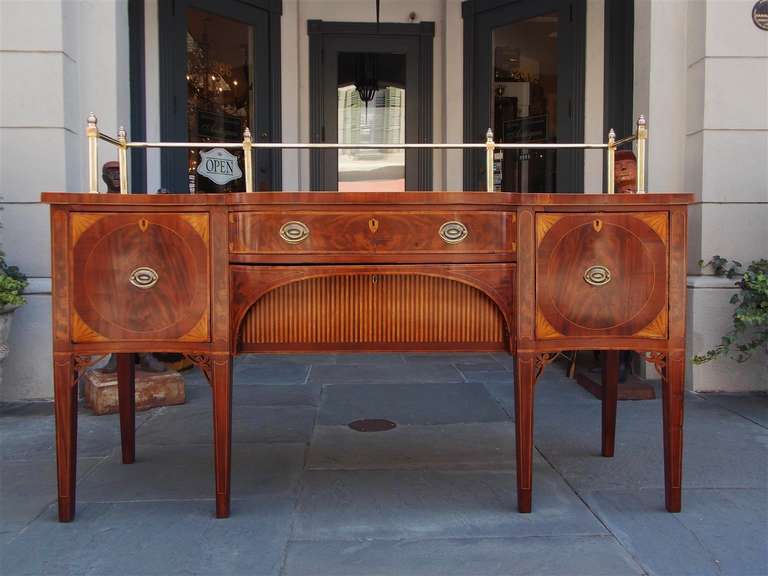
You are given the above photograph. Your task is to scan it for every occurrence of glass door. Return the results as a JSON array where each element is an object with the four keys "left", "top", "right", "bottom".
[
  {"left": 186, "top": 8, "right": 253, "bottom": 192},
  {"left": 309, "top": 22, "right": 434, "bottom": 191},
  {"left": 492, "top": 14, "right": 559, "bottom": 192},
  {"left": 464, "top": 0, "right": 584, "bottom": 192},
  {"left": 159, "top": 0, "right": 278, "bottom": 192},
  {"left": 337, "top": 53, "right": 407, "bottom": 191}
]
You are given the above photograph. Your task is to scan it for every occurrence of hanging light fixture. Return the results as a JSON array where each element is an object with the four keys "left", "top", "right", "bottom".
[{"left": 354, "top": 0, "right": 381, "bottom": 114}]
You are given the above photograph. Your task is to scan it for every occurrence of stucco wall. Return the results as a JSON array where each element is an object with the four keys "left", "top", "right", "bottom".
[
  {"left": 632, "top": 0, "right": 767, "bottom": 391},
  {"left": 0, "top": 0, "right": 131, "bottom": 400}
]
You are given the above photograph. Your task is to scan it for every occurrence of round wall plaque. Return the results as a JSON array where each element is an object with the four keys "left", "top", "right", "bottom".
[{"left": 754, "top": 0, "right": 768, "bottom": 30}]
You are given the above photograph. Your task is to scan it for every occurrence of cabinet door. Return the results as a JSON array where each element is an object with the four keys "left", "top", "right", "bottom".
[
  {"left": 535, "top": 212, "right": 668, "bottom": 339},
  {"left": 70, "top": 212, "right": 210, "bottom": 342}
]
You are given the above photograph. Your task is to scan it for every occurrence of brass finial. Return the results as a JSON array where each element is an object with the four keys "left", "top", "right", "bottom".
[
  {"left": 87, "top": 113, "right": 98, "bottom": 126},
  {"left": 486, "top": 128, "right": 494, "bottom": 142}
]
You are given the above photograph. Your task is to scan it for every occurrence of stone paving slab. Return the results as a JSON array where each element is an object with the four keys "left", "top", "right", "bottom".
[
  {"left": 582, "top": 488, "right": 768, "bottom": 576},
  {"left": 701, "top": 392, "right": 768, "bottom": 429},
  {"left": 0, "top": 457, "right": 104, "bottom": 543},
  {"left": 0, "top": 496, "right": 296, "bottom": 576},
  {"left": 317, "top": 381, "right": 509, "bottom": 426},
  {"left": 283, "top": 535, "right": 645, "bottom": 576},
  {"left": 239, "top": 352, "right": 339, "bottom": 365},
  {"left": 233, "top": 361, "right": 311, "bottom": 386},
  {"left": 292, "top": 466, "right": 608, "bottom": 541},
  {"left": 77, "top": 443, "right": 305, "bottom": 502},
  {"left": 402, "top": 352, "right": 505, "bottom": 369},
  {"left": 307, "top": 422, "right": 517, "bottom": 470},
  {"left": 479, "top": 370, "right": 598, "bottom": 414},
  {"left": 0, "top": 404, "right": 153, "bottom": 461},
  {"left": 186, "top": 381, "right": 321, "bottom": 407},
  {"left": 136, "top": 404, "right": 316, "bottom": 445},
  {"left": 310, "top": 362, "right": 465, "bottom": 386},
  {"left": 534, "top": 398, "right": 768, "bottom": 490}
]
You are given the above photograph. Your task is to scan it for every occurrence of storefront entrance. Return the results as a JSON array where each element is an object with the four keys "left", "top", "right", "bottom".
[{"left": 158, "top": 0, "right": 281, "bottom": 192}]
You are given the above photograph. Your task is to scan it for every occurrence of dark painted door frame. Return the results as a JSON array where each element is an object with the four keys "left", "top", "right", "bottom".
[
  {"left": 158, "top": 0, "right": 282, "bottom": 192},
  {"left": 462, "top": 0, "right": 586, "bottom": 192},
  {"left": 308, "top": 20, "right": 435, "bottom": 191},
  {"left": 604, "top": 0, "right": 634, "bottom": 144}
]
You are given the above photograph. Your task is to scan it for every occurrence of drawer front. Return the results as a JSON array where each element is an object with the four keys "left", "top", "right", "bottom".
[
  {"left": 71, "top": 212, "right": 210, "bottom": 342},
  {"left": 535, "top": 212, "right": 668, "bottom": 339},
  {"left": 229, "top": 211, "right": 515, "bottom": 257}
]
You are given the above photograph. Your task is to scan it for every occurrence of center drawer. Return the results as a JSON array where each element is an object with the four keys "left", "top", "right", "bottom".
[{"left": 229, "top": 210, "right": 516, "bottom": 262}]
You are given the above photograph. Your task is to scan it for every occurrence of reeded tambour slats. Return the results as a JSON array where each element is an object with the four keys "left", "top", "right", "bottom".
[{"left": 240, "top": 274, "right": 505, "bottom": 347}]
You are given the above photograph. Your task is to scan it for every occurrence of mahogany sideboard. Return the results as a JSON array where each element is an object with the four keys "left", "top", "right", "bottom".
[{"left": 42, "top": 191, "right": 693, "bottom": 522}]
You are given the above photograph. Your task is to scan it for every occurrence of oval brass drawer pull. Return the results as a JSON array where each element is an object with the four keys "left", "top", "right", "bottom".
[
  {"left": 584, "top": 265, "right": 611, "bottom": 286},
  {"left": 280, "top": 221, "right": 310, "bottom": 244},
  {"left": 129, "top": 266, "right": 159, "bottom": 289},
  {"left": 439, "top": 221, "right": 468, "bottom": 244}
]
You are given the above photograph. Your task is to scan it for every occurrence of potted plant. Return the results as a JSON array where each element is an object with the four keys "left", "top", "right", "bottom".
[
  {"left": 0, "top": 251, "right": 28, "bottom": 380},
  {"left": 693, "top": 256, "right": 768, "bottom": 364}
]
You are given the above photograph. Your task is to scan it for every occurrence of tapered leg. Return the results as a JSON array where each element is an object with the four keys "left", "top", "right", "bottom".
[
  {"left": 116, "top": 353, "right": 136, "bottom": 464},
  {"left": 211, "top": 354, "right": 233, "bottom": 518},
  {"left": 662, "top": 351, "right": 685, "bottom": 512},
  {"left": 53, "top": 353, "right": 78, "bottom": 522},
  {"left": 601, "top": 350, "right": 619, "bottom": 457},
  {"left": 514, "top": 353, "right": 537, "bottom": 513}
]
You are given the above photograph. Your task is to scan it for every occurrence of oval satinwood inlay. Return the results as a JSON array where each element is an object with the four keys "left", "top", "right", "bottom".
[
  {"left": 129, "top": 266, "right": 159, "bottom": 289},
  {"left": 439, "top": 221, "right": 468, "bottom": 244},
  {"left": 583, "top": 265, "right": 611, "bottom": 287},
  {"left": 279, "top": 221, "right": 310, "bottom": 244}
]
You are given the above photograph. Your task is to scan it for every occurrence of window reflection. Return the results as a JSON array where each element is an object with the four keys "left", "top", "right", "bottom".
[
  {"left": 492, "top": 14, "right": 558, "bottom": 192},
  {"left": 186, "top": 8, "right": 252, "bottom": 193},
  {"left": 337, "top": 53, "right": 406, "bottom": 192}
]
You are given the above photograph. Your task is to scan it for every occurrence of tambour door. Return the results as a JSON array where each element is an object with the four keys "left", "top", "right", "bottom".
[
  {"left": 70, "top": 212, "right": 210, "bottom": 342},
  {"left": 535, "top": 211, "right": 669, "bottom": 340}
]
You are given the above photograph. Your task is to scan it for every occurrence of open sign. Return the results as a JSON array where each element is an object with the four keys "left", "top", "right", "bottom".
[{"left": 197, "top": 148, "right": 243, "bottom": 186}]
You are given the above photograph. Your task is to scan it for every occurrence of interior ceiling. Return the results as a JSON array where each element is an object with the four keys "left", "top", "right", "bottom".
[{"left": 337, "top": 52, "right": 407, "bottom": 89}]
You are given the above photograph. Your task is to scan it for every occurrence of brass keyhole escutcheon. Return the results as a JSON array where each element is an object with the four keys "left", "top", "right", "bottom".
[
  {"left": 279, "top": 221, "right": 310, "bottom": 244},
  {"left": 129, "top": 266, "right": 159, "bottom": 289},
  {"left": 593, "top": 219, "right": 603, "bottom": 232},
  {"left": 583, "top": 265, "right": 611, "bottom": 286},
  {"left": 138, "top": 218, "right": 150, "bottom": 232},
  {"left": 368, "top": 218, "right": 379, "bottom": 234}
]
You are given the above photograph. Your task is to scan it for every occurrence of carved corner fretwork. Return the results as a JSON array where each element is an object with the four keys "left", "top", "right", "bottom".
[
  {"left": 638, "top": 351, "right": 667, "bottom": 376},
  {"left": 185, "top": 353, "right": 213, "bottom": 384},
  {"left": 535, "top": 352, "right": 559, "bottom": 378}
]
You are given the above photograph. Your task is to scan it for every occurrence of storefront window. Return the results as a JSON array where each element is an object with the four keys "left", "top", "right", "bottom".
[
  {"left": 492, "top": 14, "right": 558, "bottom": 192},
  {"left": 186, "top": 8, "right": 252, "bottom": 193}
]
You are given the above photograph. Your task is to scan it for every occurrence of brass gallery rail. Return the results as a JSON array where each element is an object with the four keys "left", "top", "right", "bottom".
[
  {"left": 42, "top": 113, "right": 688, "bottom": 524},
  {"left": 86, "top": 113, "right": 647, "bottom": 195}
]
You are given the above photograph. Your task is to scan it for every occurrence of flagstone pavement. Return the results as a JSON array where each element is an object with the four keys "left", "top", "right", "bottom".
[{"left": 1, "top": 353, "right": 766, "bottom": 576}]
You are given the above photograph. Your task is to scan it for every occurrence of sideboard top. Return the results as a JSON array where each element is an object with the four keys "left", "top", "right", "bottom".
[{"left": 41, "top": 192, "right": 694, "bottom": 207}]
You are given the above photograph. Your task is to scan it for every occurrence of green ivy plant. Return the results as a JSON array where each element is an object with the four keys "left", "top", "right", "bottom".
[
  {"left": 693, "top": 256, "right": 768, "bottom": 364},
  {"left": 0, "top": 251, "right": 27, "bottom": 310}
]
